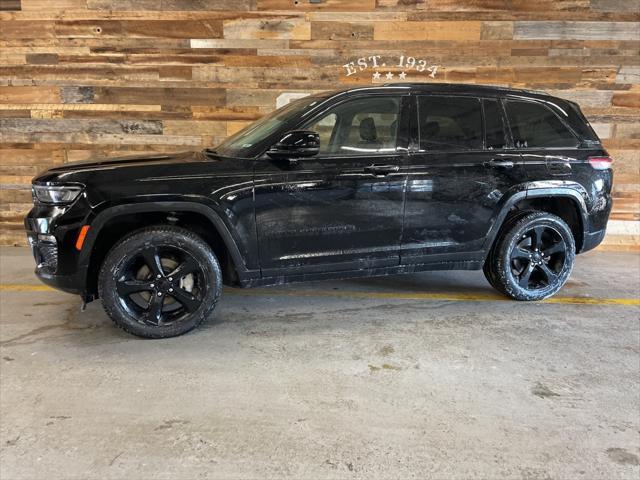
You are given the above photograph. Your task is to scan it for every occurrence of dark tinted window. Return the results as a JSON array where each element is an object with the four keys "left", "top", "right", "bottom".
[
  {"left": 418, "top": 96, "right": 482, "bottom": 150},
  {"left": 505, "top": 100, "right": 578, "bottom": 148},
  {"left": 483, "top": 99, "right": 507, "bottom": 150},
  {"left": 567, "top": 102, "right": 599, "bottom": 142}
]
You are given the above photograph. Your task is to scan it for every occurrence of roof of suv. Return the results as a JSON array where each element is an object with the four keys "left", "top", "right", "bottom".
[
  {"left": 389, "top": 82, "right": 543, "bottom": 94},
  {"left": 329, "top": 82, "right": 556, "bottom": 101}
]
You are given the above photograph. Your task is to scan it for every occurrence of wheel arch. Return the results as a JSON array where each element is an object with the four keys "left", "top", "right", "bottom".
[
  {"left": 80, "top": 201, "right": 251, "bottom": 298},
  {"left": 483, "top": 183, "right": 589, "bottom": 259}
]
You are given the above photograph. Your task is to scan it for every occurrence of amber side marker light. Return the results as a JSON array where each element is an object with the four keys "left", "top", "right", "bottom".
[
  {"left": 588, "top": 156, "right": 613, "bottom": 170},
  {"left": 75, "top": 225, "right": 90, "bottom": 250}
]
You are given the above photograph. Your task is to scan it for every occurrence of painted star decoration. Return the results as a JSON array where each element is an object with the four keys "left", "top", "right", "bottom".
[{"left": 373, "top": 70, "right": 408, "bottom": 81}]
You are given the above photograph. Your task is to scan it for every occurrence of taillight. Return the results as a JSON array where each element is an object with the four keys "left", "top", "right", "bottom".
[{"left": 588, "top": 156, "right": 613, "bottom": 170}]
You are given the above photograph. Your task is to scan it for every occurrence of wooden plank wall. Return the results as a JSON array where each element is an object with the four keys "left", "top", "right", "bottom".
[{"left": 1, "top": 0, "right": 638, "bottom": 248}]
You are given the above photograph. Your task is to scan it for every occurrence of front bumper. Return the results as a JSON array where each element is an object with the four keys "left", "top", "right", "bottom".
[
  {"left": 26, "top": 230, "right": 87, "bottom": 295},
  {"left": 33, "top": 265, "right": 87, "bottom": 295},
  {"left": 25, "top": 203, "right": 90, "bottom": 297}
]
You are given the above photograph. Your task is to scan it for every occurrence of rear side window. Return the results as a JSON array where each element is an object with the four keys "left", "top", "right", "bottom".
[
  {"left": 483, "top": 99, "right": 507, "bottom": 150},
  {"left": 505, "top": 100, "right": 578, "bottom": 148},
  {"left": 418, "top": 96, "right": 482, "bottom": 151}
]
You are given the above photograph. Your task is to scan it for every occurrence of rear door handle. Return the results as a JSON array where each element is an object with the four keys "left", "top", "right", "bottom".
[
  {"left": 486, "top": 158, "right": 515, "bottom": 169},
  {"left": 363, "top": 164, "right": 400, "bottom": 176}
]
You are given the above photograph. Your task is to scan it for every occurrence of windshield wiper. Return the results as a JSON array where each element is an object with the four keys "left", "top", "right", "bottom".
[{"left": 203, "top": 148, "right": 218, "bottom": 156}]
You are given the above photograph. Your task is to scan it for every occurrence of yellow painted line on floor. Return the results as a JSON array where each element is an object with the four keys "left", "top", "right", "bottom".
[
  {"left": 0, "top": 284, "right": 55, "bottom": 292},
  {"left": 1, "top": 283, "right": 638, "bottom": 306}
]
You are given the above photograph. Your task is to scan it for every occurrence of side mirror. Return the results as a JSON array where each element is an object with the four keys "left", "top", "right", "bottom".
[{"left": 267, "top": 130, "right": 320, "bottom": 160}]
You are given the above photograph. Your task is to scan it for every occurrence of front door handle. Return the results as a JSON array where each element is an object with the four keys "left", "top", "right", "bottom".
[
  {"left": 363, "top": 164, "right": 400, "bottom": 176},
  {"left": 486, "top": 158, "right": 515, "bottom": 169}
]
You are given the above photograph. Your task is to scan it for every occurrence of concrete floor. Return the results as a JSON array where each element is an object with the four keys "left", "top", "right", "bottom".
[{"left": 0, "top": 247, "right": 638, "bottom": 480}]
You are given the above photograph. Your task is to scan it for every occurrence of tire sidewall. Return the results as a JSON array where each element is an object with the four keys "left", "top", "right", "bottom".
[
  {"left": 483, "top": 209, "right": 537, "bottom": 294},
  {"left": 498, "top": 213, "right": 575, "bottom": 301},
  {"left": 99, "top": 228, "right": 221, "bottom": 338}
]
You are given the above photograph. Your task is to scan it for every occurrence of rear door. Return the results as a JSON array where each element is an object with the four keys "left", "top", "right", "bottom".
[
  {"left": 254, "top": 94, "right": 410, "bottom": 276},
  {"left": 401, "top": 94, "right": 526, "bottom": 263}
]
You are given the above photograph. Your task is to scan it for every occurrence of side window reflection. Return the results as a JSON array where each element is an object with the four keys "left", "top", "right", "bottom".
[{"left": 304, "top": 97, "right": 400, "bottom": 156}]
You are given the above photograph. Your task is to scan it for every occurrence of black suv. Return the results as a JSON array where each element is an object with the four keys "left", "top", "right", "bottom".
[{"left": 26, "top": 83, "right": 613, "bottom": 338}]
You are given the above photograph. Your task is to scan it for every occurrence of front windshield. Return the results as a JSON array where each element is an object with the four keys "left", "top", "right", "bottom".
[{"left": 214, "top": 95, "right": 325, "bottom": 157}]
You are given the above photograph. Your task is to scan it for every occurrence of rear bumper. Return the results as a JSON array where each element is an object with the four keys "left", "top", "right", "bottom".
[{"left": 580, "top": 228, "right": 607, "bottom": 253}]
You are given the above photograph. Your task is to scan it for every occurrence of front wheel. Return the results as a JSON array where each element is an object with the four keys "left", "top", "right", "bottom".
[
  {"left": 98, "top": 226, "right": 222, "bottom": 338},
  {"left": 487, "top": 212, "right": 575, "bottom": 301}
]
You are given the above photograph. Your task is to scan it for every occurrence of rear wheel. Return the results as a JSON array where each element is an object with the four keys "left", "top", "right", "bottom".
[
  {"left": 488, "top": 212, "right": 575, "bottom": 301},
  {"left": 98, "top": 226, "right": 222, "bottom": 338},
  {"left": 483, "top": 210, "right": 534, "bottom": 294}
]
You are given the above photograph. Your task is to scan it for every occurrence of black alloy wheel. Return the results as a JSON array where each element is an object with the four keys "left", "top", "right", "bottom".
[
  {"left": 509, "top": 225, "right": 567, "bottom": 290},
  {"left": 487, "top": 211, "right": 575, "bottom": 301},
  {"left": 115, "top": 245, "right": 205, "bottom": 327},
  {"left": 99, "top": 226, "right": 222, "bottom": 338}
]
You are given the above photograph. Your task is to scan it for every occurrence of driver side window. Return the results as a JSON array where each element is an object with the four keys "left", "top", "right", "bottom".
[{"left": 303, "top": 96, "right": 400, "bottom": 156}]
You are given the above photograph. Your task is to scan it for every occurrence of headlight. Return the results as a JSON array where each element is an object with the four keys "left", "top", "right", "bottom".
[{"left": 32, "top": 184, "right": 83, "bottom": 205}]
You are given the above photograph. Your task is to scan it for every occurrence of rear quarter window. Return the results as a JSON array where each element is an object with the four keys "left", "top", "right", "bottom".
[
  {"left": 566, "top": 101, "right": 600, "bottom": 143},
  {"left": 505, "top": 100, "right": 579, "bottom": 149}
]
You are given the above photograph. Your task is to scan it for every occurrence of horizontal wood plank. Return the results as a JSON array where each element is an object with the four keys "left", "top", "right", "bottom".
[{"left": 514, "top": 21, "right": 640, "bottom": 41}]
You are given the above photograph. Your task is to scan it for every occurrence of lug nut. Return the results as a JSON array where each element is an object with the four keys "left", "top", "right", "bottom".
[
  {"left": 168, "top": 277, "right": 173, "bottom": 282},
  {"left": 169, "top": 288, "right": 173, "bottom": 292},
  {"left": 157, "top": 292, "right": 162, "bottom": 297},
  {"left": 150, "top": 283, "right": 155, "bottom": 288},
  {"left": 156, "top": 274, "right": 161, "bottom": 279}
]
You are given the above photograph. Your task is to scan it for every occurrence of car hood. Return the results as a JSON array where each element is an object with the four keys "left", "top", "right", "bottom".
[
  {"left": 31, "top": 150, "right": 232, "bottom": 184},
  {"left": 41, "top": 151, "right": 208, "bottom": 175}
]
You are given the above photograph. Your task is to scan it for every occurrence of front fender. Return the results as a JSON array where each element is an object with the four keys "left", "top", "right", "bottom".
[{"left": 78, "top": 200, "right": 251, "bottom": 278}]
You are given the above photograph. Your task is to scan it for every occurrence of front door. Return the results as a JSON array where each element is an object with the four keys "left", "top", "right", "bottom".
[
  {"left": 401, "top": 95, "right": 526, "bottom": 263},
  {"left": 254, "top": 95, "right": 410, "bottom": 277}
]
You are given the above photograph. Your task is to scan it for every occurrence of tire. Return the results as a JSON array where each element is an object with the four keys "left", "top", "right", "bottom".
[
  {"left": 483, "top": 247, "right": 504, "bottom": 293},
  {"left": 483, "top": 209, "right": 535, "bottom": 294},
  {"left": 98, "top": 225, "right": 222, "bottom": 338},
  {"left": 488, "top": 211, "right": 575, "bottom": 301}
]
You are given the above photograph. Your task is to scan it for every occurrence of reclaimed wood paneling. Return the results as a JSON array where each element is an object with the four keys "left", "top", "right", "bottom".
[
  {"left": 514, "top": 21, "right": 640, "bottom": 41},
  {"left": 0, "top": 0, "right": 20, "bottom": 11},
  {"left": 0, "top": 1, "right": 638, "bottom": 248},
  {"left": 87, "top": 0, "right": 255, "bottom": 10}
]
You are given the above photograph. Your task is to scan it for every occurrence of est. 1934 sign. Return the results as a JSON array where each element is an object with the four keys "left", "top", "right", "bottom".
[{"left": 343, "top": 55, "right": 439, "bottom": 81}]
